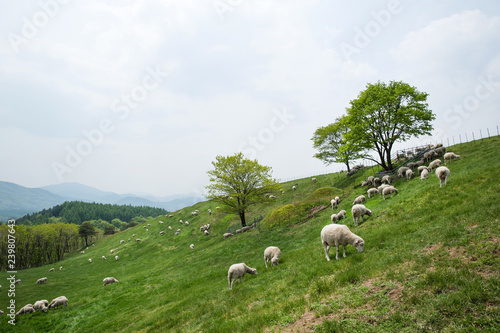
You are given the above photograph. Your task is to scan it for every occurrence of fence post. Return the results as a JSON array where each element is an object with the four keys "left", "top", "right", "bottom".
[
  {"left": 487, "top": 128, "right": 490, "bottom": 137},
  {"left": 459, "top": 134, "right": 462, "bottom": 144},
  {"left": 480, "top": 129, "right": 482, "bottom": 139},
  {"left": 472, "top": 131, "right": 475, "bottom": 141},
  {"left": 453, "top": 136, "right": 455, "bottom": 145},
  {"left": 497, "top": 125, "right": 499, "bottom": 136},
  {"left": 465, "top": 132, "right": 468, "bottom": 142},
  {"left": 447, "top": 138, "right": 449, "bottom": 146}
]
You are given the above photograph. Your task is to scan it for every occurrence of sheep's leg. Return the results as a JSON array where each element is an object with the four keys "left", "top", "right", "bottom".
[
  {"left": 265, "top": 258, "right": 268, "bottom": 268},
  {"left": 342, "top": 245, "right": 346, "bottom": 258},
  {"left": 335, "top": 245, "right": 339, "bottom": 260},
  {"left": 323, "top": 241, "right": 331, "bottom": 261}
]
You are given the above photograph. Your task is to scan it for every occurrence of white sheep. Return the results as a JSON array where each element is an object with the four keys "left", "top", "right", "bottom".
[
  {"left": 185, "top": 221, "right": 189, "bottom": 226},
  {"left": 110, "top": 249, "right": 114, "bottom": 254},
  {"left": 36, "top": 277, "right": 47, "bottom": 284},
  {"left": 59, "top": 266, "right": 63, "bottom": 271},
  {"left": 420, "top": 168, "right": 429, "bottom": 181},
  {"left": 428, "top": 159, "right": 442, "bottom": 171},
  {"left": 115, "top": 255, "right": 118, "bottom": 261},
  {"left": 351, "top": 204, "right": 372, "bottom": 226},
  {"left": 382, "top": 186, "right": 399, "bottom": 200},
  {"left": 330, "top": 213, "right": 339, "bottom": 223},
  {"left": 159, "top": 221, "right": 163, "bottom": 224},
  {"left": 435, "top": 166, "right": 451, "bottom": 187},
  {"left": 292, "top": 185, "right": 296, "bottom": 191},
  {"left": 49, "top": 296, "right": 68, "bottom": 309},
  {"left": 33, "top": 300, "right": 49, "bottom": 312},
  {"left": 216, "top": 206, "right": 221, "bottom": 210},
  {"left": 223, "top": 233, "right": 234, "bottom": 239},
  {"left": 146, "top": 229, "right": 149, "bottom": 232},
  {"left": 353, "top": 195, "right": 366, "bottom": 205},
  {"left": 81, "top": 251, "right": 85, "bottom": 254},
  {"left": 444, "top": 152, "right": 461, "bottom": 164},
  {"left": 159, "top": 231, "right": 165, "bottom": 235},
  {"left": 204, "top": 230, "right": 209, "bottom": 236},
  {"left": 417, "top": 165, "right": 428, "bottom": 174},
  {"left": 337, "top": 210, "right": 347, "bottom": 220},
  {"left": 406, "top": 169, "right": 414, "bottom": 180},
  {"left": 16, "top": 304, "right": 35, "bottom": 315},
  {"left": 312, "top": 178, "right": 317, "bottom": 183},
  {"left": 136, "top": 239, "right": 141, "bottom": 242},
  {"left": 264, "top": 246, "right": 281, "bottom": 268},
  {"left": 367, "top": 188, "right": 379, "bottom": 198},
  {"left": 103, "top": 277, "right": 119, "bottom": 287},
  {"left": 190, "top": 244, "right": 195, "bottom": 250},
  {"left": 320, "top": 224, "right": 364, "bottom": 260},
  {"left": 269, "top": 195, "right": 276, "bottom": 199},
  {"left": 381, "top": 175, "right": 391, "bottom": 184},
  {"left": 88, "top": 259, "right": 92, "bottom": 263},
  {"left": 227, "top": 263, "right": 258, "bottom": 290},
  {"left": 102, "top": 256, "right": 107, "bottom": 260},
  {"left": 168, "top": 226, "right": 172, "bottom": 230},
  {"left": 132, "top": 234, "right": 136, "bottom": 237},
  {"left": 208, "top": 209, "right": 212, "bottom": 215},
  {"left": 397, "top": 167, "right": 410, "bottom": 178},
  {"left": 15, "top": 279, "right": 21, "bottom": 285},
  {"left": 49, "top": 268, "right": 55, "bottom": 272}
]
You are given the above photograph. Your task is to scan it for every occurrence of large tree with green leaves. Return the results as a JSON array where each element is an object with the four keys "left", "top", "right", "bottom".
[
  {"left": 206, "top": 152, "right": 281, "bottom": 227},
  {"left": 345, "top": 80, "right": 435, "bottom": 171},
  {"left": 312, "top": 115, "right": 367, "bottom": 173},
  {"left": 79, "top": 221, "right": 98, "bottom": 247}
]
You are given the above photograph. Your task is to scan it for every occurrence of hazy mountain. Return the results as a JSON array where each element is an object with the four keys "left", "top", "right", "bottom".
[{"left": 40, "top": 182, "right": 126, "bottom": 203}]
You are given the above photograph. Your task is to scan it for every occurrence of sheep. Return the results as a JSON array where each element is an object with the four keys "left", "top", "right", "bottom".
[
  {"left": 81, "top": 250, "right": 85, "bottom": 254},
  {"left": 159, "top": 221, "right": 164, "bottom": 224},
  {"left": 264, "top": 246, "right": 281, "bottom": 268},
  {"left": 321, "top": 224, "right": 364, "bottom": 261},
  {"left": 331, "top": 197, "right": 340, "bottom": 209},
  {"left": 147, "top": 223, "right": 151, "bottom": 227},
  {"left": 353, "top": 195, "right": 366, "bottom": 205},
  {"left": 88, "top": 259, "right": 92, "bottom": 263},
  {"left": 381, "top": 175, "right": 391, "bottom": 184},
  {"left": 417, "top": 165, "right": 428, "bottom": 174},
  {"left": 146, "top": 229, "right": 149, "bottom": 232},
  {"left": 33, "top": 300, "right": 49, "bottom": 312},
  {"left": 292, "top": 185, "right": 296, "bottom": 191},
  {"left": 59, "top": 266, "right": 63, "bottom": 271},
  {"left": 435, "top": 166, "right": 451, "bottom": 187},
  {"left": 420, "top": 168, "right": 429, "bottom": 181},
  {"left": 424, "top": 150, "right": 437, "bottom": 162},
  {"left": 311, "top": 178, "right": 317, "bottom": 183},
  {"left": 103, "top": 277, "right": 119, "bottom": 287},
  {"left": 0, "top": 310, "right": 3, "bottom": 315},
  {"left": 382, "top": 186, "right": 399, "bottom": 200},
  {"left": 444, "top": 152, "right": 461, "bottom": 164},
  {"left": 406, "top": 169, "right": 414, "bottom": 180},
  {"left": 110, "top": 249, "right": 114, "bottom": 254},
  {"left": 190, "top": 244, "right": 195, "bottom": 250},
  {"left": 366, "top": 176, "right": 374, "bottom": 185},
  {"left": 48, "top": 296, "right": 68, "bottom": 309},
  {"left": 159, "top": 231, "right": 165, "bottom": 235},
  {"left": 136, "top": 239, "right": 142, "bottom": 242},
  {"left": 227, "top": 263, "right": 258, "bottom": 290},
  {"left": 367, "top": 188, "right": 378, "bottom": 198},
  {"left": 204, "top": 230, "right": 209, "bottom": 236},
  {"left": 351, "top": 204, "right": 372, "bottom": 226},
  {"left": 337, "top": 210, "right": 347, "bottom": 220},
  {"left": 216, "top": 206, "right": 221, "bottom": 210},
  {"left": 407, "top": 162, "right": 417, "bottom": 169},
  {"left": 223, "top": 233, "right": 234, "bottom": 239},
  {"left": 415, "top": 160, "right": 424, "bottom": 167},
  {"left": 269, "top": 195, "right": 276, "bottom": 199},
  {"left": 428, "top": 159, "right": 442, "bottom": 171},
  {"left": 120, "top": 240, "right": 125, "bottom": 244},
  {"left": 102, "top": 256, "right": 107, "bottom": 260},
  {"left": 208, "top": 209, "right": 212, "bottom": 215},
  {"left": 435, "top": 146, "right": 447, "bottom": 156},
  {"left": 361, "top": 181, "right": 370, "bottom": 187},
  {"left": 143, "top": 226, "right": 146, "bottom": 229},
  {"left": 373, "top": 177, "right": 381, "bottom": 187},
  {"left": 179, "top": 220, "right": 183, "bottom": 224},
  {"left": 168, "top": 226, "right": 172, "bottom": 230},
  {"left": 330, "top": 213, "right": 339, "bottom": 223},
  {"left": 16, "top": 304, "right": 35, "bottom": 315},
  {"left": 15, "top": 279, "right": 21, "bottom": 285},
  {"left": 377, "top": 183, "right": 392, "bottom": 195},
  {"left": 132, "top": 234, "right": 136, "bottom": 237},
  {"left": 36, "top": 277, "right": 47, "bottom": 284},
  {"left": 175, "top": 230, "right": 181, "bottom": 236},
  {"left": 397, "top": 167, "right": 410, "bottom": 178},
  {"left": 128, "top": 238, "right": 131, "bottom": 241},
  {"left": 49, "top": 268, "right": 55, "bottom": 272},
  {"left": 185, "top": 221, "right": 189, "bottom": 226}
]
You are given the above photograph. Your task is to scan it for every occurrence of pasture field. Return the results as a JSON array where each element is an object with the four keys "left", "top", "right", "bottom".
[{"left": 1, "top": 136, "right": 499, "bottom": 332}]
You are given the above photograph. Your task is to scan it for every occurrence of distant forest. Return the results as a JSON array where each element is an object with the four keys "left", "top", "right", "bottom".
[{"left": 16, "top": 201, "right": 169, "bottom": 226}]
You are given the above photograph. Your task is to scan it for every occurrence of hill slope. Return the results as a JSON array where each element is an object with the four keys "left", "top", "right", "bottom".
[{"left": 1, "top": 137, "right": 499, "bottom": 332}]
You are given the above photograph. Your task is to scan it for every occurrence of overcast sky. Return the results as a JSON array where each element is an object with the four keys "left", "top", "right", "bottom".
[{"left": 1, "top": 0, "right": 499, "bottom": 197}]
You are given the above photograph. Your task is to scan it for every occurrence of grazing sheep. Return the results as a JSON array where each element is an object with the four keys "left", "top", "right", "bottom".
[
  {"left": 269, "top": 195, "right": 276, "bottom": 199},
  {"left": 59, "top": 266, "right": 63, "bottom": 271},
  {"left": 444, "top": 152, "right": 461, "bottom": 164},
  {"left": 216, "top": 206, "right": 221, "bottom": 210},
  {"left": 16, "top": 304, "right": 35, "bottom": 315},
  {"left": 49, "top": 296, "right": 68, "bottom": 309},
  {"left": 351, "top": 204, "right": 372, "bottom": 226},
  {"left": 264, "top": 246, "right": 281, "bottom": 268},
  {"left": 435, "top": 166, "right": 451, "bottom": 187},
  {"left": 417, "top": 165, "right": 428, "bottom": 174},
  {"left": 331, "top": 213, "right": 339, "bottom": 223},
  {"left": 407, "top": 162, "right": 417, "bottom": 169},
  {"left": 190, "top": 244, "right": 195, "bottom": 250},
  {"left": 227, "top": 263, "right": 258, "bottom": 290},
  {"left": 361, "top": 181, "right": 370, "bottom": 187},
  {"left": 223, "top": 233, "right": 234, "bottom": 239},
  {"left": 110, "top": 249, "right": 114, "bottom": 254},
  {"left": 185, "top": 221, "right": 189, "bottom": 226},
  {"left": 406, "top": 169, "right": 414, "bottom": 180},
  {"left": 159, "top": 221, "right": 164, "bottom": 224},
  {"left": 424, "top": 150, "right": 437, "bottom": 162},
  {"left": 353, "top": 195, "right": 366, "bottom": 205},
  {"left": 331, "top": 197, "right": 340, "bottom": 209},
  {"left": 143, "top": 226, "right": 146, "bottom": 229},
  {"left": 208, "top": 209, "right": 212, "bottom": 215},
  {"left": 382, "top": 186, "right": 399, "bottom": 200},
  {"left": 103, "top": 277, "right": 119, "bottom": 287},
  {"left": 159, "top": 231, "right": 165, "bottom": 235},
  {"left": 435, "top": 146, "right": 447, "bottom": 156},
  {"left": 373, "top": 177, "right": 381, "bottom": 187},
  {"left": 120, "top": 240, "right": 125, "bottom": 244},
  {"left": 128, "top": 238, "right": 131, "bottom": 241},
  {"left": 312, "top": 178, "right": 317, "bottom": 183},
  {"left": 88, "top": 259, "right": 92, "bottom": 263},
  {"left": 0, "top": 310, "right": 3, "bottom": 315},
  {"left": 292, "top": 185, "right": 296, "bottom": 191},
  {"left": 15, "top": 279, "right": 21, "bottom": 285},
  {"left": 397, "top": 167, "right": 410, "bottom": 178},
  {"left": 367, "top": 188, "right": 379, "bottom": 198},
  {"left": 36, "top": 277, "right": 47, "bottom": 284},
  {"left": 33, "top": 300, "right": 49, "bottom": 312},
  {"left": 366, "top": 176, "right": 374, "bottom": 185},
  {"left": 321, "top": 224, "right": 364, "bottom": 261},
  {"left": 136, "top": 239, "right": 142, "bottom": 242},
  {"left": 337, "top": 210, "right": 347, "bottom": 220},
  {"left": 102, "top": 256, "right": 107, "bottom": 260},
  {"left": 146, "top": 229, "right": 149, "bottom": 232},
  {"left": 428, "top": 159, "right": 442, "bottom": 171},
  {"left": 204, "top": 230, "right": 209, "bottom": 236},
  {"left": 415, "top": 160, "right": 424, "bottom": 167},
  {"left": 381, "top": 175, "right": 391, "bottom": 184},
  {"left": 168, "top": 226, "right": 172, "bottom": 230},
  {"left": 420, "top": 168, "right": 429, "bottom": 181},
  {"left": 81, "top": 251, "right": 85, "bottom": 254},
  {"left": 49, "top": 268, "right": 55, "bottom": 272},
  {"left": 147, "top": 223, "right": 151, "bottom": 227},
  {"left": 132, "top": 234, "right": 136, "bottom": 237}
]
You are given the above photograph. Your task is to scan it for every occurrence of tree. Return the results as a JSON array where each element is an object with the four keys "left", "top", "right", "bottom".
[
  {"left": 345, "top": 80, "right": 435, "bottom": 171},
  {"left": 312, "top": 115, "right": 367, "bottom": 173},
  {"left": 79, "top": 221, "right": 97, "bottom": 247},
  {"left": 206, "top": 152, "right": 281, "bottom": 227},
  {"left": 104, "top": 225, "right": 115, "bottom": 235}
]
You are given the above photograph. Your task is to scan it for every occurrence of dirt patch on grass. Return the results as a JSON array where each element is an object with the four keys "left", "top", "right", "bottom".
[
  {"left": 467, "top": 224, "right": 478, "bottom": 231},
  {"left": 421, "top": 243, "right": 442, "bottom": 254},
  {"left": 308, "top": 205, "right": 328, "bottom": 216}
]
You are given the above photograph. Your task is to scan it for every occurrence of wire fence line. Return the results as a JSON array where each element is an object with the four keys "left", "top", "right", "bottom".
[{"left": 278, "top": 125, "right": 499, "bottom": 183}]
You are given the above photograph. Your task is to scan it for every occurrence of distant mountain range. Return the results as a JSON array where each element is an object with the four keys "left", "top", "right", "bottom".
[{"left": 0, "top": 181, "right": 205, "bottom": 221}]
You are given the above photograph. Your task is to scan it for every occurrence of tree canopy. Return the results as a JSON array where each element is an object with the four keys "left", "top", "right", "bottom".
[
  {"left": 79, "top": 221, "right": 98, "bottom": 247},
  {"left": 205, "top": 152, "right": 280, "bottom": 227}
]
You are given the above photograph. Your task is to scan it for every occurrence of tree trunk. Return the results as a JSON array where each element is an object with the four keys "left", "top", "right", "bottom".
[
  {"left": 344, "top": 162, "right": 351, "bottom": 173},
  {"left": 239, "top": 210, "right": 247, "bottom": 227}
]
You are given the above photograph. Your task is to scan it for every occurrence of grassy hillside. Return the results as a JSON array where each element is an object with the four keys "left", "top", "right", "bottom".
[{"left": 1, "top": 137, "right": 499, "bottom": 332}]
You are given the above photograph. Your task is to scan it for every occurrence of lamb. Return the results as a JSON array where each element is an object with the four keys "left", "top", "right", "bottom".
[
  {"left": 382, "top": 186, "right": 399, "bottom": 200},
  {"left": 367, "top": 188, "right": 379, "bottom": 198},
  {"left": 16, "top": 304, "right": 35, "bottom": 315},
  {"left": 406, "top": 169, "right": 414, "bottom": 180},
  {"left": 227, "top": 263, "right": 258, "bottom": 290},
  {"left": 320, "top": 224, "right": 364, "bottom": 260},
  {"left": 351, "top": 204, "right": 372, "bottom": 226},
  {"left": 33, "top": 300, "right": 49, "bottom": 312},
  {"left": 397, "top": 167, "right": 410, "bottom": 178},
  {"left": 420, "top": 168, "right": 429, "bottom": 181},
  {"left": 185, "top": 221, "right": 189, "bottom": 226},
  {"left": 381, "top": 175, "right": 391, "bottom": 184},
  {"left": 444, "top": 152, "right": 461, "bottom": 164},
  {"left": 417, "top": 165, "right": 428, "bottom": 174},
  {"left": 36, "top": 277, "right": 47, "bottom": 284},
  {"left": 146, "top": 229, "right": 148, "bottom": 232},
  {"left": 331, "top": 196, "right": 340, "bottom": 209},
  {"left": 353, "top": 195, "right": 366, "bottom": 205},
  {"left": 48, "top": 296, "right": 68, "bottom": 309},
  {"left": 190, "top": 244, "right": 195, "bottom": 250},
  {"left": 103, "top": 277, "right": 119, "bottom": 287},
  {"left": 428, "top": 159, "right": 442, "bottom": 171},
  {"left": 337, "top": 210, "right": 347, "bottom": 220},
  {"left": 264, "top": 246, "right": 281, "bottom": 268},
  {"left": 168, "top": 226, "right": 172, "bottom": 230},
  {"left": 435, "top": 166, "right": 451, "bottom": 187},
  {"left": 49, "top": 268, "right": 55, "bottom": 272},
  {"left": 330, "top": 213, "right": 339, "bottom": 223}
]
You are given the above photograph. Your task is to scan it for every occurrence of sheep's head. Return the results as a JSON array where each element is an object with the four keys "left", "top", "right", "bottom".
[
  {"left": 271, "top": 258, "right": 279, "bottom": 266},
  {"left": 353, "top": 239, "right": 364, "bottom": 253},
  {"left": 366, "top": 209, "right": 372, "bottom": 217},
  {"left": 249, "top": 268, "right": 258, "bottom": 275}
]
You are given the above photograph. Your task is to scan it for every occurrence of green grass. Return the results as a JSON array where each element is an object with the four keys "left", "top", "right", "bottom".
[{"left": 1, "top": 137, "right": 499, "bottom": 332}]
